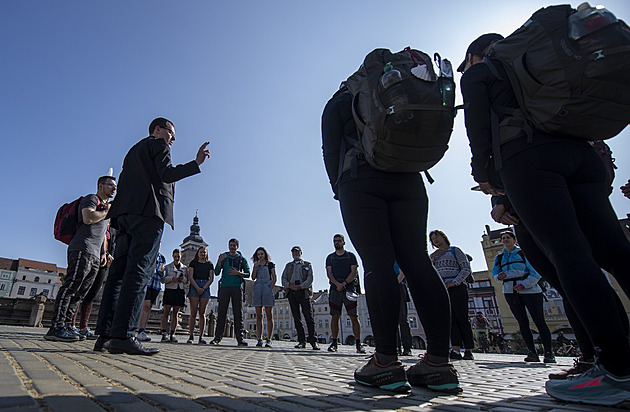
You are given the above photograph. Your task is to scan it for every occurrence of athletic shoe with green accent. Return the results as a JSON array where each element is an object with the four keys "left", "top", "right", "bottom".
[
  {"left": 407, "top": 355, "right": 462, "bottom": 394},
  {"left": 354, "top": 354, "right": 411, "bottom": 393},
  {"left": 545, "top": 363, "right": 630, "bottom": 406}
]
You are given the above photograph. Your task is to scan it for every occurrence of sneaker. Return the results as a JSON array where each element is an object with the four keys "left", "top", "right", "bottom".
[
  {"left": 549, "top": 358, "right": 595, "bottom": 380},
  {"left": 237, "top": 340, "right": 248, "bottom": 346},
  {"left": 354, "top": 353, "right": 411, "bottom": 393},
  {"left": 401, "top": 348, "right": 413, "bottom": 357},
  {"left": 44, "top": 326, "right": 79, "bottom": 342},
  {"left": 199, "top": 338, "right": 207, "bottom": 344},
  {"left": 328, "top": 343, "right": 338, "bottom": 352},
  {"left": 407, "top": 355, "right": 462, "bottom": 394},
  {"left": 544, "top": 352, "right": 557, "bottom": 364},
  {"left": 356, "top": 344, "right": 367, "bottom": 354},
  {"left": 462, "top": 351, "right": 474, "bottom": 360},
  {"left": 79, "top": 328, "right": 96, "bottom": 340},
  {"left": 136, "top": 331, "right": 151, "bottom": 342},
  {"left": 310, "top": 341, "right": 320, "bottom": 350},
  {"left": 265, "top": 339, "right": 272, "bottom": 348},
  {"left": 545, "top": 363, "right": 630, "bottom": 406},
  {"left": 187, "top": 336, "right": 194, "bottom": 344},
  {"left": 295, "top": 342, "right": 306, "bottom": 349},
  {"left": 524, "top": 352, "right": 540, "bottom": 362},
  {"left": 449, "top": 350, "right": 463, "bottom": 361},
  {"left": 161, "top": 334, "right": 169, "bottom": 342},
  {"left": 256, "top": 339, "right": 263, "bottom": 347},
  {"left": 169, "top": 335, "right": 178, "bottom": 343},
  {"left": 209, "top": 339, "right": 220, "bottom": 345},
  {"left": 70, "top": 327, "right": 86, "bottom": 341}
]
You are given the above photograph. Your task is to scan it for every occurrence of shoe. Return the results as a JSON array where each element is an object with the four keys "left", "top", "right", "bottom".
[
  {"left": 406, "top": 355, "right": 462, "bottom": 394},
  {"left": 356, "top": 344, "right": 367, "bottom": 354},
  {"left": 354, "top": 353, "right": 411, "bottom": 393},
  {"left": 69, "top": 326, "right": 86, "bottom": 341},
  {"left": 463, "top": 351, "right": 474, "bottom": 360},
  {"left": 161, "top": 334, "right": 169, "bottom": 342},
  {"left": 549, "top": 358, "right": 595, "bottom": 380},
  {"left": 544, "top": 352, "right": 557, "bottom": 364},
  {"left": 209, "top": 339, "right": 220, "bottom": 345},
  {"left": 545, "top": 363, "right": 630, "bottom": 406},
  {"left": 107, "top": 337, "right": 159, "bottom": 355},
  {"left": 199, "top": 338, "right": 207, "bottom": 345},
  {"left": 136, "top": 331, "right": 151, "bottom": 342},
  {"left": 169, "top": 335, "right": 178, "bottom": 343},
  {"left": 265, "top": 339, "right": 272, "bottom": 348},
  {"left": 524, "top": 352, "right": 540, "bottom": 362},
  {"left": 295, "top": 342, "right": 306, "bottom": 349},
  {"left": 310, "top": 341, "right": 320, "bottom": 350},
  {"left": 44, "top": 326, "right": 79, "bottom": 342},
  {"left": 328, "top": 343, "right": 338, "bottom": 352},
  {"left": 79, "top": 328, "right": 96, "bottom": 340},
  {"left": 237, "top": 340, "right": 248, "bottom": 346},
  {"left": 93, "top": 336, "right": 110, "bottom": 352},
  {"left": 187, "top": 336, "right": 194, "bottom": 344},
  {"left": 256, "top": 339, "right": 264, "bottom": 347},
  {"left": 401, "top": 348, "right": 413, "bottom": 357},
  {"left": 449, "top": 350, "right": 463, "bottom": 361}
]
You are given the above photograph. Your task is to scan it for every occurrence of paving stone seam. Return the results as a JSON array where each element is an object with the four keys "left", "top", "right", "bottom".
[{"left": 1, "top": 346, "right": 50, "bottom": 411}]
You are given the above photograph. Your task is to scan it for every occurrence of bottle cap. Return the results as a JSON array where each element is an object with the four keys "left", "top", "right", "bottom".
[{"left": 383, "top": 62, "right": 393, "bottom": 72}]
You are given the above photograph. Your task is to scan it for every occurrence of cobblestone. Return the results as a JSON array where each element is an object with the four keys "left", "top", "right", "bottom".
[{"left": 1, "top": 325, "right": 628, "bottom": 411}]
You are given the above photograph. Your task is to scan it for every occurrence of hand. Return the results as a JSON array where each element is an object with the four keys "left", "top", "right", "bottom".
[
  {"left": 491, "top": 204, "right": 520, "bottom": 225},
  {"left": 621, "top": 179, "right": 630, "bottom": 199},
  {"left": 497, "top": 272, "right": 507, "bottom": 281},
  {"left": 445, "top": 281, "right": 456, "bottom": 288},
  {"left": 228, "top": 268, "right": 241, "bottom": 277},
  {"left": 513, "top": 284, "right": 525, "bottom": 292},
  {"left": 478, "top": 182, "right": 504, "bottom": 196},
  {"left": 195, "top": 286, "right": 203, "bottom": 294},
  {"left": 336, "top": 283, "right": 345, "bottom": 292},
  {"left": 100, "top": 254, "right": 107, "bottom": 267},
  {"left": 106, "top": 254, "right": 114, "bottom": 266},
  {"left": 195, "top": 142, "right": 211, "bottom": 166},
  {"left": 217, "top": 253, "right": 226, "bottom": 265}
]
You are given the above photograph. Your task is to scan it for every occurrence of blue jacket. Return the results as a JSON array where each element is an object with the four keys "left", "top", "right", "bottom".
[{"left": 492, "top": 247, "right": 542, "bottom": 294}]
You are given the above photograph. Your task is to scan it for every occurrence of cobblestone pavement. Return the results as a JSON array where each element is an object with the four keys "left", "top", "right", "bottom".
[{"left": 0, "top": 325, "right": 626, "bottom": 411}]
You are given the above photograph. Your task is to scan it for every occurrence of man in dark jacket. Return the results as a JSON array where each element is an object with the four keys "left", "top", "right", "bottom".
[{"left": 94, "top": 117, "right": 209, "bottom": 355}]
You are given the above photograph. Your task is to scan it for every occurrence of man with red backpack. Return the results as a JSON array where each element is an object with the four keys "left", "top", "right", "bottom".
[{"left": 45, "top": 175, "right": 116, "bottom": 342}]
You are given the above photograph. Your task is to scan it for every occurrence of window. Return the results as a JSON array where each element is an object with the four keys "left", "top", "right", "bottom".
[
  {"left": 22, "top": 276, "right": 26, "bottom": 280},
  {"left": 42, "top": 289, "right": 49, "bottom": 297},
  {"left": 0, "top": 283, "right": 5, "bottom": 290},
  {"left": 29, "top": 288, "right": 37, "bottom": 296},
  {"left": 17, "top": 286, "right": 26, "bottom": 295},
  {"left": 1, "top": 273, "right": 9, "bottom": 279},
  {"left": 34, "top": 276, "right": 40, "bottom": 282},
  {"left": 325, "top": 320, "right": 329, "bottom": 328},
  {"left": 409, "top": 317, "right": 418, "bottom": 329},
  {"left": 48, "top": 279, "right": 52, "bottom": 283}
]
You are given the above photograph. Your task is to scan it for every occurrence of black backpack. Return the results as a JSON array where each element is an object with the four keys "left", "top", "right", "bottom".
[
  {"left": 488, "top": 4, "right": 630, "bottom": 141},
  {"left": 342, "top": 47, "right": 458, "bottom": 175}
]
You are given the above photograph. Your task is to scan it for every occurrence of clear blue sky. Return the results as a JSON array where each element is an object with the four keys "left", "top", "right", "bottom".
[{"left": 1, "top": 1, "right": 629, "bottom": 295}]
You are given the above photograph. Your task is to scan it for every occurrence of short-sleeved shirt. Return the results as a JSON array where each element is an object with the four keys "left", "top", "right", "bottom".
[
  {"left": 188, "top": 260, "right": 214, "bottom": 281},
  {"left": 68, "top": 194, "right": 109, "bottom": 258},
  {"left": 326, "top": 251, "right": 358, "bottom": 284}
]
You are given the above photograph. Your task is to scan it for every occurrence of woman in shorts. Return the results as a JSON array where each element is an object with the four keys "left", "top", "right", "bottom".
[
  {"left": 251, "top": 247, "right": 276, "bottom": 347},
  {"left": 187, "top": 246, "right": 214, "bottom": 344}
]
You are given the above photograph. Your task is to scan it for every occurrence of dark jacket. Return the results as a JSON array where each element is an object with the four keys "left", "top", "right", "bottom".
[{"left": 108, "top": 136, "right": 200, "bottom": 229}]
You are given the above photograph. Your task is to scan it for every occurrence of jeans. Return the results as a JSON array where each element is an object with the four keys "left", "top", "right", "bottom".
[
  {"left": 95, "top": 214, "right": 164, "bottom": 339},
  {"left": 287, "top": 290, "right": 316, "bottom": 343},
  {"left": 51, "top": 250, "right": 100, "bottom": 328},
  {"left": 339, "top": 170, "right": 451, "bottom": 358},
  {"left": 214, "top": 285, "right": 244, "bottom": 341}
]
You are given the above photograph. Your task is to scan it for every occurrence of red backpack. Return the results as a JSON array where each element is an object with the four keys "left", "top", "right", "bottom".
[{"left": 53, "top": 197, "right": 89, "bottom": 245}]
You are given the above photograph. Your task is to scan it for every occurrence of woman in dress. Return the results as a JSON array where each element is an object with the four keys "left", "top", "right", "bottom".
[
  {"left": 429, "top": 230, "right": 475, "bottom": 361},
  {"left": 187, "top": 246, "right": 214, "bottom": 344},
  {"left": 251, "top": 247, "right": 276, "bottom": 347}
]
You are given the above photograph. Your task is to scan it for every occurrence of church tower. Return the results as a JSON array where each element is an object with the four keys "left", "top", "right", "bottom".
[{"left": 179, "top": 212, "right": 208, "bottom": 266}]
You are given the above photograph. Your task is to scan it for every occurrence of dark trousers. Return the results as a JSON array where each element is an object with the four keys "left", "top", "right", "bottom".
[
  {"left": 287, "top": 290, "right": 316, "bottom": 343},
  {"left": 72, "top": 265, "right": 109, "bottom": 329},
  {"left": 214, "top": 285, "right": 244, "bottom": 341},
  {"left": 504, "top": 293, "right": 552, "bottom": 353},
  {"left": 95, "top": 214, "right": 163, "bottom": 339},
  {"left": 448, "top": 284, "right": 475, "bottom": 350},
  {"left": 51, "top": 250, "right": 100, "bottom": 328},
  {"left": 339, "top": 171, "right": 450, "bottom": 358},
  {"left": 501, "top": 141, "right": 630, "bottom": 370},
  {"left": 397, "top": 283, "right": 413, "bottom": 351}
]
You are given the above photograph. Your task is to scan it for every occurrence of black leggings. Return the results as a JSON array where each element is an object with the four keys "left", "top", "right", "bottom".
[
  {"left": 448, "top": 284, "right": 475, "bottom": 350},
  {"left": 514, "top": 223, "right": 629, "bottom": 360},
  {"left": 504, "top": 293, "right": 552, "bottom": 353},
  {"left": 501, "top": 141, "right": 630, "bottom": 372},
  {"left": 339, "top": 171, "right": 450, "bottom": 358}
]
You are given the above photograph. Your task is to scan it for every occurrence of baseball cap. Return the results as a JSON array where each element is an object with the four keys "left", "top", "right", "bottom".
[
  {"left": 457, "top": 33, "right": 504, "bottom": 72},
  {"left": 291, "top": 246, "right": 302, "bottom": 252}
]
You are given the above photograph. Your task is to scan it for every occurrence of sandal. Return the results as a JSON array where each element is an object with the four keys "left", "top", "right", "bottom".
[
  {"left": 187, "top": 336, "right": 194, "bottom": 344},
  {"left": 199, "top": 338, "right": 207, "bottom": 344}
]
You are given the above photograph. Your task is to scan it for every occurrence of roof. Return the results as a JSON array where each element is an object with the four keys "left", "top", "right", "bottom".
[
  {"left": 0, "top": 257, "right": 18, "bottom": 271},
  {"left": 17, "top": 258, "right": 58, "bottom": 273}
]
